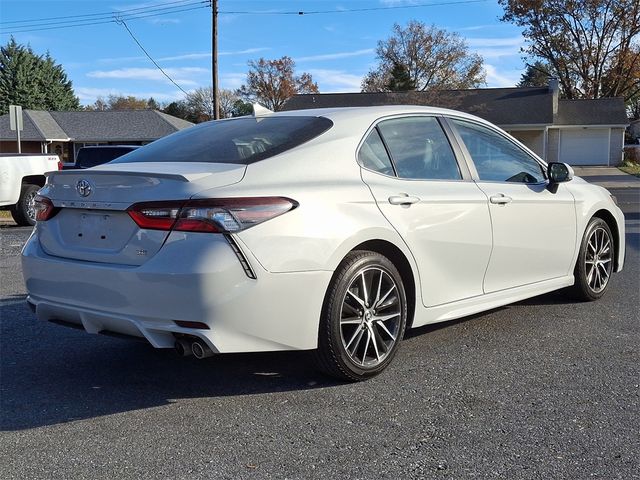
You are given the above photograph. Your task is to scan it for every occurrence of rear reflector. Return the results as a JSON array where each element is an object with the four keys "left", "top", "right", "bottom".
[
  {"left": 174, "top": 320, "right": 210, "bottom": 330},
  {"left": 128, "top": 197, "right": 297, "bottom": 233}
]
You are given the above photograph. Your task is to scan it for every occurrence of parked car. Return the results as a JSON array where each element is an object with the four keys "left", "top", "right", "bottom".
[
  {"left": 63, "top": 145, "right": 139, "bottom": 170},
  {"left": 0, "top": 153, "right": 61, "bottom": 225},
  {"left": 22, "top": 106, "right": 625, "bottom": 381}
]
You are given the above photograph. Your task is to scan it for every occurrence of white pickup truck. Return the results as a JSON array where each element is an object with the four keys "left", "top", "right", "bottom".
[{"left": 0, "top": 154, "right": 61, "bottom": 226}]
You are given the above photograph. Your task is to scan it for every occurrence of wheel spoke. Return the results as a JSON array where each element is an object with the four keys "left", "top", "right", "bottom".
[
  {"left": 361, "top": 329, "right": 371, "bottom": 365},
  {"left": 374, "top": 270, "right": 383, "bottom": 307},
  {"left": 375, "top": 312, "right": 400, "bottom": 323},
  {"left": 587, "top": 264, "right": 595, "bottom": 286},
  {"left": 340, "top": 317, "right": 362, "bottom": 325},
  {"left": 375, "top": 285, "right": 396, "bottom": 309},
  {"left": 376, "top": 320, "right": 396, "bottom": 341},
  {"left": 370, "top": 326, "right": 381, "bottom": 362},
  {"left": 342, "top": 301, "right": 359, "bottom": 315},
  {"left": 346, "top": 289, "right": 365, "bottom": 308},
  {"left": 346, "top": 327, "right": 364, "bottom": 350},
  {"left": 376, "top": 295, "right": 398, "bottom": 311},
  {"left": 360, "top": 273, "right": 369, "bottom": 307}
]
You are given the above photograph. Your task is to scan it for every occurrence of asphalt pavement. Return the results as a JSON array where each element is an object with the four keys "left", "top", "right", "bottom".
[{"left": 0, "top": 189, "right": 638, "bottom": 479}]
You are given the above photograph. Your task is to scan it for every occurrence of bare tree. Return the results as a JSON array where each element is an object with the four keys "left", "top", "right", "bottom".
[
  {"left": 184, "top": 87, "right": 239, "bottom": 120},
  {"left": 237, "top": 56, "right": 319, "bottom": 111},
  {"left": 361, "top": 21, "right": 485, "bottom": 92},
  {"left": 500, "top": 0, "right": 640, "bottom": 100}
]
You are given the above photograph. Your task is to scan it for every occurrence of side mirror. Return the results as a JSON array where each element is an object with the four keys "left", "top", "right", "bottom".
[{"left": 547, "top": 162, "right": 574, "bottom": 184}]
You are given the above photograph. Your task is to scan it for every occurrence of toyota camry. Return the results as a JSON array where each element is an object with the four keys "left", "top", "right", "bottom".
[{"left": 22, "top": 106, "right": 625, "bottom": 381}]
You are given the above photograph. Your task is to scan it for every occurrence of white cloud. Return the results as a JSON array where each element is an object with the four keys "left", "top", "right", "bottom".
[
  {"left": 220, "top": 73, "right": 246, "bottom": 90},
  {"left": 307, "top": 69, "right": 363, "bottom": 92},
  {"left": 87, "top": 67, "right": 208, "bottom": 86},
  {"left": 97, "top": 48, "right": 269, "bottom": 64},
  {"left": 148, "top": 17, "right": 181, "bottom": 25},
  {"left": 296, "top": 49, "right": 375, "bottom": 62},
  {"left": 484, "top": 64, "right": 521, "bottom": 88},
  {"left": 466, "top": 36, "right": 524, "bottom": 59},
  {"left": 75, "top": 87, "right": 185, "bottom": 104}
]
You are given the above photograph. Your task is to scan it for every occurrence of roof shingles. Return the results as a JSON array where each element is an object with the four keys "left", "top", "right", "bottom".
[{"left": 0, "top": 109, "right": 193, "bottom": 142}]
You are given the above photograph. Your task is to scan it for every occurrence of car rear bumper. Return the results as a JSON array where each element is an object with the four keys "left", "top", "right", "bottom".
[{"left": 22, "top": 231, "right": 331, "bottom": 353}]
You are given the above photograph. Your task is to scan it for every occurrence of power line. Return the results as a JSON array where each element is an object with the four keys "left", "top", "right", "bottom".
[
  {"left": 222, "top": 0, "right": 488, "bottom": 15},
  {"left": 0, "top": 0, "right": 201, "bottom": 25},
  {"left": 117, "top": 19, "right": 190, "bottom": 96},
  {"left": 0, "top": 4, "right": 209, "bottom": 35}
]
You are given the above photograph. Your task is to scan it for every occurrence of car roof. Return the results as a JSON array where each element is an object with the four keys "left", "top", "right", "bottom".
[{"left": 266, "top": 105, "right": 497, "bottom": 128}]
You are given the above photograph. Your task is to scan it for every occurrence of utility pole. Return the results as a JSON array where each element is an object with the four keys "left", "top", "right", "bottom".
[{"left": 211, "top": 0, "right": 220, "bottom": 120}]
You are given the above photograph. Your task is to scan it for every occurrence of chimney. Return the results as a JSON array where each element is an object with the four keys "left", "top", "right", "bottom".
[{"left": 549, "top": 77, "right": 559, "bottom": 116}]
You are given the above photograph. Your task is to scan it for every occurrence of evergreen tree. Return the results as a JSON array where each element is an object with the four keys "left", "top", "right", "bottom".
[{"left": 0, "top": 37, "right": 79, "bottom": 114}]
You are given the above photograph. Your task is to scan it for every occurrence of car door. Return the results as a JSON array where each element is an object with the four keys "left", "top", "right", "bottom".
[
  {"left": 447, "top": 118, "right": 577, "bottom": 293},
  {"left": 359, "top": 115, "right": 492, "bottom": 307}
]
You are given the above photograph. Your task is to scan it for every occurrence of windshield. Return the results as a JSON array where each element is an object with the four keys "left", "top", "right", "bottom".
[{"left": 111, "top": 116, "right": 333, "bottom": 165}]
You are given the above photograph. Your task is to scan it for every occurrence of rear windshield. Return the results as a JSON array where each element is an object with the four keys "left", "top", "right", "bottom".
[
  {"left": 77, "top": 147, "right": 137, "bottom": 168},
  {"left": 111, "top": 116, "right": 333, "bottom": 165}
]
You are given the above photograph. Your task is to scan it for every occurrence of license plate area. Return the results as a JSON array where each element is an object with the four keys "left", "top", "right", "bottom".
[
  {"left": 75, "top": 212, "right": 113, "bottom": 247},
  {"left": 54, "top": 208, "right": 137, "bottom": 252}
]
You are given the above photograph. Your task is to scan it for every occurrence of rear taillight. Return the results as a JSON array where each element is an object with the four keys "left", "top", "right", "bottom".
[
  {"left": 57, "top": 161, "right": 63, "bottom": 170},
  {"left": 34, "top": 195, "right": 57, "bottom": 221},
  {"left": 127, "top": 201, "right": 184, "bottom": 231},
  {"left": 127, "top": 197, "right": 297, "bottom": 233}
]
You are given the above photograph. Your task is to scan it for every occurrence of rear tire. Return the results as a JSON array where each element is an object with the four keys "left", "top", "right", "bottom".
[
  {"left": 10, "top": 184, "right": 39, "bottom": 226},
  {"left": 314, "top": 250, "right": 407, "bottom": 381},
  {"left": 571, "top": 217, "right": 614, "bottom": 301}
]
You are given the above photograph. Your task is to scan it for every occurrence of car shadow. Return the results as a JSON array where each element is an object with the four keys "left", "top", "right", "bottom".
[
  {"left": 404, "top": 288, "right": 582, "bottom": 340},
  {"left": 0, "top": 302, "right": 341, "bottom": 432}
]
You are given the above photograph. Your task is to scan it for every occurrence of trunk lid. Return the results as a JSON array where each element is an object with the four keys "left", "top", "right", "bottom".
[{"left": 37, "top": 162, "right": 245, "bottom": 265}]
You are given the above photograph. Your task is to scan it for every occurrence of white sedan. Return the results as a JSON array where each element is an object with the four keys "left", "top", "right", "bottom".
[{"left": 22, "top": 106, "right": 625, "bottom": 381}]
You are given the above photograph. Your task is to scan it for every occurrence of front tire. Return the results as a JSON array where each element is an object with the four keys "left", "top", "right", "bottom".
[
  {"left": 10, "top": 184, "right": 39, "bottom": 226},
  {"left": 314, "top": 251, "right": 407, "bottom": 381},
  {"left": 571, "top": 217, "right": 614, "bottom": 301}
]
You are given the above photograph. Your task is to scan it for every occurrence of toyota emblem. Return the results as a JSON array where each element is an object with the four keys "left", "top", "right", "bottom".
[{"left": 76, "top": 179, "right": 92, "bottom": 197}]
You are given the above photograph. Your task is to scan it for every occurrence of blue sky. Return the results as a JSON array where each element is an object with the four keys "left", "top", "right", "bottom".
[{"left": 0, "top": 0, "right": 528, "bottom": 105}]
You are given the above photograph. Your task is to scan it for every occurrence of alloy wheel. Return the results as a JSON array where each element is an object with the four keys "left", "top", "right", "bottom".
[
  {"left": 585, "top": 226, "right": 612, "bottom": 294},
  {"left": 339, "top": 266, "right": 402, "bottom": 368},
  {"left": 25, "top": 190, "right": 38, "bottom": 222}
]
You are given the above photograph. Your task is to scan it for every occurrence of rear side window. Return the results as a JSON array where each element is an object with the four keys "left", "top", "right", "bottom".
[
  {"left": 358, "top": 129, "right": 395, "bottom": 176},
  {"left": 377, "top": 117, "right": 461, "bottom": 180},
  {"left": 112, "top": 116, "right": 333, "bottom": 165},
  {"left": 451, "top": 119, "right": 545, "bottom": 184}
]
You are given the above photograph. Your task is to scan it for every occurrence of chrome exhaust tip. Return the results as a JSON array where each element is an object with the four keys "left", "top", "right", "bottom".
[{"left": 191, "top": 339, "right": 214, "bottom": 359}]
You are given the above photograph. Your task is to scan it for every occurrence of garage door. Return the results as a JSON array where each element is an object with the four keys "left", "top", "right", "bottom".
[{"left": 559, "top": 128, "right": 609, "bottom": 165}]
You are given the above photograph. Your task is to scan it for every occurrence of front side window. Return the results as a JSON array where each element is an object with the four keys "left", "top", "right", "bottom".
[
  {"left": 376, "top": 117, "right": 461, "bottom": 180},
  {"left": 450, "top": 119, "right": 545, "bottom": 184},
  {"left": 112, "top": 116, "right": 333, "bottom": 165}
]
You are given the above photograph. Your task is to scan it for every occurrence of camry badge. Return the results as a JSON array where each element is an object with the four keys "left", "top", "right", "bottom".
[{"left": 76, "top": 179, "right": 92, "bottom": 197}]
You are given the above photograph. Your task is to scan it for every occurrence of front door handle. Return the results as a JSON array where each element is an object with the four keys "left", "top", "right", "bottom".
[
  {"left": 489, "top": 194, "right": 513, "bottom": 205},
  {"left": 388, "top": 194, "right": 421, "bottom": 206}
]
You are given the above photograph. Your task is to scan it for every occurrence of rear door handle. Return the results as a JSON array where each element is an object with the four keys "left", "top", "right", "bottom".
[
  {"left": 388, "top": 194, "right": 421, "bottom": 206},
  {"left": 489, "top": 194, "right": 512, "bottom": 205}
]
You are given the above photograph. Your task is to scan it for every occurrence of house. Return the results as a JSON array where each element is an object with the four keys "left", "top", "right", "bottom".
[
  {"left": 283, "top": 80, "right": 628, "bottom": 166},
  {"left": 0, "top": 109, "right": 193, "bottom": 162}
]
